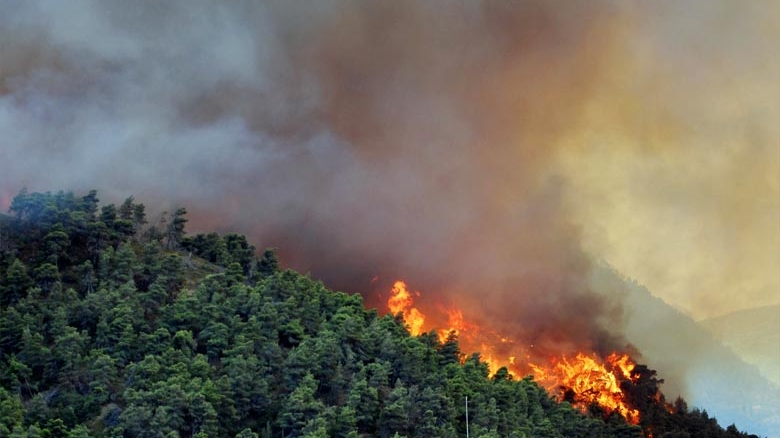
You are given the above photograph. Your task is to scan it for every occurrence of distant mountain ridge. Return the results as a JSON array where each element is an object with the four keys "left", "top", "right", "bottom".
[
  {"left": 590, "top": 266, "right": 780, "bottom": 438},
  {"left": 699, "top": 305, "right": 780, "bottom": 386}
]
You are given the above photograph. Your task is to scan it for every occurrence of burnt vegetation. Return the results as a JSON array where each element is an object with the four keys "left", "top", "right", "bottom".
[{"left": 0, "top": 190, "right": 760, "bottom": 438}]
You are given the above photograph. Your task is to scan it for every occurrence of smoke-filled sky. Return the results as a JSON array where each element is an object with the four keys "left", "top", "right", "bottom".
[{"left": 1, "top": 0, "right": 778, "bottom": 336}]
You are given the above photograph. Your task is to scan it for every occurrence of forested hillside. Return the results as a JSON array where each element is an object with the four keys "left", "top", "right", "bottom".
[{"left": 0, "top": 190, "right": 759, "bottom": 438}]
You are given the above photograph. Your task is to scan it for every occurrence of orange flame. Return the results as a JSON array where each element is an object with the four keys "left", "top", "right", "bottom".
[
  {"left": 529, "top": 353, "right": 640, "bottom": 423},
  {"left": 384, "top": 279, "right": 640, "bottom": 424},
  {"left": 387, "top": 281, "right": 426, "bottom": 336}
]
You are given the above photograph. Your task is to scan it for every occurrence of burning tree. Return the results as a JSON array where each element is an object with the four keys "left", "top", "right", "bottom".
[{"left": 381, "top": 279, "right": 721, "bottom": 437}]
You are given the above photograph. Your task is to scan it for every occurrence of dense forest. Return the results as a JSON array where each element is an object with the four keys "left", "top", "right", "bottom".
[{"left": 0, "top": 190, "right": 760, "bottom": 438}]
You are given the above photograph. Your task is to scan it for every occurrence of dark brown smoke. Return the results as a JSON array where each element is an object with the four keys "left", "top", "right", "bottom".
[{"left": 231, "top": 1, "right": 634, "bottom": 359}]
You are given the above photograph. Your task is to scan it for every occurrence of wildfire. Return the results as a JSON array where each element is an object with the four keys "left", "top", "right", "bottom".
[
  {"left": 529, "top": 353, "right": 640, "bottom": 424},
  {"left": 387, "top": 280, "right": 426, "bottom": 336},
  {"left": 384, "top": 279, "right": 640, "bottom": 424}
]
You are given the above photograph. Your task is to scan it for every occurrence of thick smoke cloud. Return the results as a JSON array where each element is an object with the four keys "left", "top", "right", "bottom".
[
  {"left": 1, "top": 0, "right": 778, "bottom": 414},
  {"left": 1, "top": 0, "right": 634, "bottom": 355},
  {"left": 560, "top": 1, "right": 780, "bottom": 321}
]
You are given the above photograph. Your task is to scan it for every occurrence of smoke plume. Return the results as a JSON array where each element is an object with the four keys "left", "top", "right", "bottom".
[{"left": 1, "top": 0, "right": 778, "bottom": 419}]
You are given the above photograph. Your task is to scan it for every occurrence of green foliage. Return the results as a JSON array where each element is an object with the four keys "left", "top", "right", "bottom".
[
  {"left": 165, "top": 208, "right": 188, "bottom": 251},
  {"left": 0, "top": 189, "right": 759, "bottom": 438},
  {"left": 0, "top": 387, "right": 24, "bottom": 435},
  {"left": 257, "top": 247, "right": 279, "bottom": 277},
  {"left": 4, "top": 259, "right": 33, "bottom": 305}
]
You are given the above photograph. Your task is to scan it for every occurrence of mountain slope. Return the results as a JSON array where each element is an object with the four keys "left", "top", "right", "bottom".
[
  {"left": 0, "top": 190, "right": 645, "bottom": 437},
  {"left": 0, "top": 189, "right": 764, "bottom": 438}
]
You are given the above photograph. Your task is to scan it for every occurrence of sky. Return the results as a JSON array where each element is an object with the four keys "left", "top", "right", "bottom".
[{"left": 0, "top": 1, "right": 777, "bottom": 332}]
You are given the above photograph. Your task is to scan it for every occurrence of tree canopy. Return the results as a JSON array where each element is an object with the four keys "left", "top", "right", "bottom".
[{"left": 0, "top": 190, "right": 759, "bottom": 438}]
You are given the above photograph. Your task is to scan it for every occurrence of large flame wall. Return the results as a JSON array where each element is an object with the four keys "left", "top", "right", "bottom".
[{"left": 385, "top": 280, "right": 643, "bottom": 423}]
